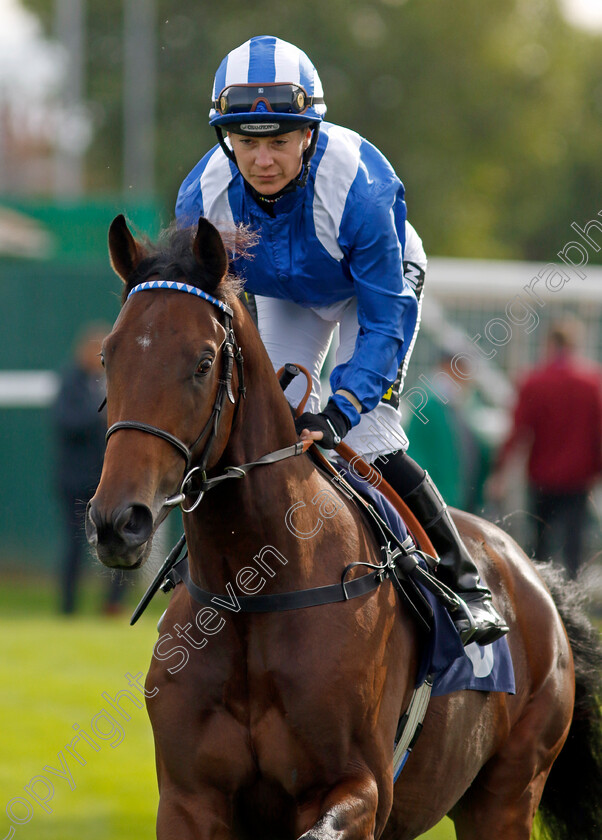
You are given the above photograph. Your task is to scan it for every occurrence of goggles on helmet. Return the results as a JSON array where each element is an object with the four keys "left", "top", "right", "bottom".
[{"left": 213, "top": 83, "right": 323, "bottom": 117}]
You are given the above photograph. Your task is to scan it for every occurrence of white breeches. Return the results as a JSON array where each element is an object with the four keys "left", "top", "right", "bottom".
[{"left": 255, "top": 295, "right": 409, "bottom": 461}]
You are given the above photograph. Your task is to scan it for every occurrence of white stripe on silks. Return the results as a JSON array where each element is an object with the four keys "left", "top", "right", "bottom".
[
  {"left": 225, "top": 39, "right": 251, "bottom": 86},
  {"left": 313, "top": 70, "right": 326, "bottom": 115},
  {"left": 274, "top": 38, "right": 301, "bottom": 84},
  {"left": 396, "top": 221, "right": 428, "bottom": 390},
  {"left": 200, "top": 150, "right": 235, "bottom": 227},
  {"left": 313, "top": 125, "right": 362, "bottom": 260},
  {"left": 397, "top": 285, "right": 423, "bottom": 390},
  {"left": 404, "top": 221, "right": 427, "bottom": 271}
]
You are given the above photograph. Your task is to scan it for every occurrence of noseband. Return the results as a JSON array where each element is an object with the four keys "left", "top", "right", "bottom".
[{"left": 105, "top": 280, "right": 246, "bottom": 511}]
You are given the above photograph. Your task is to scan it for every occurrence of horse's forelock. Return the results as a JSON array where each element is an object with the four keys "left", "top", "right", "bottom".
[{"left": 121, "top": 223, "right": 254, "bottom": 306}]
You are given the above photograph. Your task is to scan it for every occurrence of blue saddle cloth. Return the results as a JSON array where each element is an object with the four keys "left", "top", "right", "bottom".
[{"left": 340, "top": 466, "right": 515, "bottom": 697}]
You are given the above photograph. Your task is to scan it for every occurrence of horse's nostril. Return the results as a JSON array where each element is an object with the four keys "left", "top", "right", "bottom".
[
  {"left": 85, "top": 501, "right": 99, "bottom": 546},
  {"left": 114, "top": 504, "right": 153, "bottom": 547}
]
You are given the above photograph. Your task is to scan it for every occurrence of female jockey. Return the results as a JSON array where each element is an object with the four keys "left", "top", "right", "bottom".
[{"left": 175, "top": 35, "right": 507, "bottom": 646}]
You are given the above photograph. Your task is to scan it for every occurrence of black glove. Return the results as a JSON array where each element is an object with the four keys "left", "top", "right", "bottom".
[{"left": 295, "top": 400, "right": 352, "bottom": 449}]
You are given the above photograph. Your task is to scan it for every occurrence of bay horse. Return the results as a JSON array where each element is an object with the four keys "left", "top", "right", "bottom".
[{"left": 87, "top": 215, "right": 602, "bottom": 840}]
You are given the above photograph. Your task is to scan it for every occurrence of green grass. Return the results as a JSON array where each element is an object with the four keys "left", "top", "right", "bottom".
[
  {"left": 0, "top": 576, "right": 456, "bottom": 839},
  {"left": 1, "top": 577, "right": 160, "bottom": 839}
]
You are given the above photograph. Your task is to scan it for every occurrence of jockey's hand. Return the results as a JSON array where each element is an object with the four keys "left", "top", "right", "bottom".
[{"left": 295, "top": 400, "right": 352, "bottom": 449}]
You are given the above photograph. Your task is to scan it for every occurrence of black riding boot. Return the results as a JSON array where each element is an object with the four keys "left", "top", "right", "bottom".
[{"left": 374, "top": 451, "right": 509, "bottom": 646}]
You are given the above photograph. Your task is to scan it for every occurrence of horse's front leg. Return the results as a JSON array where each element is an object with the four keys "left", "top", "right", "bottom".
[
  {"left": 298, "top": 775, "right": 386, "bottom": 840},
  {"left": 156, "top": 783, "right": 233, "bottom": 840}
]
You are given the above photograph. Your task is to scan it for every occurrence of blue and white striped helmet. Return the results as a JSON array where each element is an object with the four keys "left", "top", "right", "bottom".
[{"left": 209, "top": 36, "right": 327, "bottom": 135}]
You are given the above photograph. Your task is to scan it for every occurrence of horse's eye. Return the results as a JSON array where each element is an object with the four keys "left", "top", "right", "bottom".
[
  {"left": 100, "top": 352, "right": 105, "bottom": 368},
  {"left": 195, "top": 357, "right": 213, "bottom": 376}
]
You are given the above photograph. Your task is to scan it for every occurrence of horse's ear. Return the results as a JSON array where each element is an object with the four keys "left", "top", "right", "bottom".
[
  {"left": 192, "top": 216, "right": 228, "bottom": 291},
  {"left": 108, "top": 214, "right": 144, "bottom": 282}
]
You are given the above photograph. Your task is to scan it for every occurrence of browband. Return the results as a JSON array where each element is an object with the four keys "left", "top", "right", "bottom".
[{"left": 127, "top": 280, "right": 233, "bottom": 317}]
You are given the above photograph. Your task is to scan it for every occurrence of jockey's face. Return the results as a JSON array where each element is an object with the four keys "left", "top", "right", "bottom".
[{"left": 228, "top": 128, "right": 311, "bottom": 195}]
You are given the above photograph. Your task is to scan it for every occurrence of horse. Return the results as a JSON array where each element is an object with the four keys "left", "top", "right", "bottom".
[{"left": 86, "top": 214, "right": 602, "bottom": 840}]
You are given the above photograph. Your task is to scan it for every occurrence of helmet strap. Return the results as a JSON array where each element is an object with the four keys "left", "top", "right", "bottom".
[
  {"left": 214, "top": 126, "right": 236, "bottom": 163},
  {"left": 291, "top": 122, "right": 320, "bottom": 189}
]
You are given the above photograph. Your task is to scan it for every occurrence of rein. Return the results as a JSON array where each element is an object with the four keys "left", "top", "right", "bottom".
[{"left": 164, "top": 439, "right": 312, "bottom": 511}]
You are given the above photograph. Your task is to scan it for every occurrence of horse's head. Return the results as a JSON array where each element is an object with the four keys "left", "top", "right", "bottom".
[{"left": 86, "top": 215, "right": 244, "bottom": 569}]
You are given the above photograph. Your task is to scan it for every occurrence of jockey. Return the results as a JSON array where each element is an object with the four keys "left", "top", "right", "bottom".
[{"left": 176, "top": 35, "right": 508, "bottom": 646}]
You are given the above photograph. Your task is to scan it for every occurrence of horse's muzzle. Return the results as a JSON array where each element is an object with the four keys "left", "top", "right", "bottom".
[{"left": 86, "top": 500, "right": 154, "bottom": 568}]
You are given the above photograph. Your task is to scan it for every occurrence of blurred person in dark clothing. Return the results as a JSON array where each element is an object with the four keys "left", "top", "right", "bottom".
[
  {"left": 52, "top": 322, "right": 123, "bottom": 614},
  {"left": 488, "top": 318, "right": 602, "bottom": 578}
]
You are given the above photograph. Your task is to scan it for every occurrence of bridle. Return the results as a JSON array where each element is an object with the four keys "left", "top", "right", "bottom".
[
  {"left": 105, "top": 280, "right": 246, "bottom": 512},
  {"left": 105, "top": 279, "right": 308, "bottom": 514}
]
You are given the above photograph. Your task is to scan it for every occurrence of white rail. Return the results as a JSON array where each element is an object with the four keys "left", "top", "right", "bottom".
[{"left": 0, "top": 371, "right": 59, "bottom": 407}]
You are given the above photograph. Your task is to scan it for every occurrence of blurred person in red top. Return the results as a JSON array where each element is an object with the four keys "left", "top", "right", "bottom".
[{"left": 488, "top": 317, "right": 602, "bottom": 578}]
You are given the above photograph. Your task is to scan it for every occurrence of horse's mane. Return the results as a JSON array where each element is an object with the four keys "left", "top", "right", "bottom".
[{"left": 121, "top": 222, "right": 257, "bottom": 307}]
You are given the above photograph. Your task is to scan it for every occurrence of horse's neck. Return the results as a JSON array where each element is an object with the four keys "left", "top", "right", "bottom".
[
  {"left": 185, "top": 300, "right": 320, "bottom": 587},
  {"left": 224, "top": 298, "right": 300, "bottom": 467}
]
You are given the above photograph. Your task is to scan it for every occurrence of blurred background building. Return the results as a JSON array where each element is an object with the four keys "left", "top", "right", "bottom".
[{"left": 0, "top": 0, "right": 601, "bottom": 605}]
